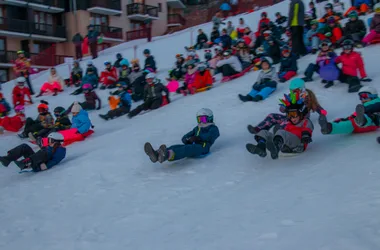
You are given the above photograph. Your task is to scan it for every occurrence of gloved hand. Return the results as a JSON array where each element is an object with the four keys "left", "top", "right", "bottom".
[
  {"left": 361, "top": 77, "right": 372, "bottom": 82},
  {"left": 320, "top": 109, "right": 328, "bottom": 116},
  {"left": 325, "top": 32, "right": 332, "bottom": 37},
  {"left": 301, "top": 131, "right": 312, "bottom": 144}
]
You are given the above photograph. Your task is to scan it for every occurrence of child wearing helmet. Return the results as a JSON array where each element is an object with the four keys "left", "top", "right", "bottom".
[
  {"left": 12, "top": 77, "right": 33, "bottom": 107},
  {"left": 13, "top": 50, "right": 34, "bottom": 94},
  {"left": 128, "top": 73, "right": 169, "bottom": 118},
  {"left": 275, "top": 12, "right": 288, "bottom": 29},
  {"left": 0, "top": 132, "right": 66, "bottom": 172},
  {"left": 362, "top": 4, "right": 380, "bottom": 45},
  {"left": 238, "top": 57, "right": 277, "bottom": 102},
  {"left": 99, "top": 82, "right": 132, "bottom": 120},
  {"left": 68, "top": 60, "right": 83, "bottom": 87},
  {"left": 186, "top": 64, "right": 213, "bottom": 94},
  {"left": 278, "top": 46, "right": 297, "bottom": 83},
  {"left": 317, "top": 16, "right": 343, "bottom": 45},
  {"left": 99, "top": 61, "right": 118, "bottom": 89},
  {"left": 67, "top": 83, "right": 101, "bottom": 114},
  {"left": 319, "top": 3, "right": 341, "bottom": 23},
  {"left": 319, "top": 86, "right": 380, "bottom": 136},
  {"left": 336, "top": 39, "right": 371, "bottom": 92},
  {"left": 342, "top": 11, "right": 366, "bottom": 46},
  {"left": 168, "top": 54, "right": 186, "bottom": 80},
  {"left": 85, "top": 61, "right": 99, "bottom": 78},
  {"left": 0, "top": 92, "right": 11, "bottom": 117},
  {"left": 144, "top": 108, "right": 220, "bottom": 163},
  {"left": 247, "top": 93, "right": 314, "bottom": 159},
  {"left": 113, "top": 53, "right": 128, "bottom": 73},
  {"left": 0, "top": 105, "right": 25, "bottom": 134},
  {"left": 304, "top": 20, "right": 320, "bottom": 53},
  {"left": 36, "top": 68, "right": 64, "bottom": 97},
  {"left": 143, "top": 49, "right": 156, "bottom": 72}
]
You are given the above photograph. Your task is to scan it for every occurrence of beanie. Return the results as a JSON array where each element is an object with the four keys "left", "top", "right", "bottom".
[{"left": 71, "top": 102, "right": 82, "bottom": 113}]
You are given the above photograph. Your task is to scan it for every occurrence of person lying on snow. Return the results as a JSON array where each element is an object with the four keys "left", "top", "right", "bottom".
[
  {"left": 247, "top": 78, "right": 326, "bottom": 134},
  {"left": 304, "top": 20, "right": 320, "bottom": 54},
  {"left": 12, "top": 77, "right": 33, "bottom": 107},
  {"left": 99, "top": 82, "right": 132, "bottom": 120},
  {"left": 342, "top": 11, "right": 366, "bottom": 47},
  {"left": 67, "top": 84, "right": 101, "bottom": 114},
  {"left": 181, "top": 64, "right": 213, "bottom": 95},
  {"left": 0, "top": 105, "right": 25, "bottom": 134},
  {"left": 85, "top": 60, "right": 99, "bottom": 79},
  {"left": 319, "top": 86, "right": 380, "bottom": 135},
  {"left": 36, "top": 67, "right": 64, "bottom": 97},
  {"left": 303, "top": 40, "right": 339, "bottom": 88},
  {"left": 99, "top": 61, "right": 118, "bottom": 89},
  {"left": 28, "top": 106, "right": 71, "bottom": 142},
  {"left": 363, "top": 4, "right": 380, "bottom": 45},
  {"left": 128, "top": 73, "right": 169, "bottom": 118},
  {"left": 216, "top": 50, "right": 242, "bottom": 77},
  {"left": 70, "top": 67, "right": 99, "bottom": 95},
  {"left": 278, "top": 45, "right": 298, "bottom": 83},
  {"left": 336, "top": 39, "right": 371, "bottom": 93},
  {"left": 238, "top": 57, "right": 277, "bottom": 102},
  {"left": 144, "top": 108, "right": 220, "bottom": 163},
  {"left": 18, "top": 101, "right": 54, "bottom": 139},
  {"left": 317, "top": 16, "right": 343, "bottom": 46},
  {"left": 0, "top": 92, "right": 11, "bottom": 117},
  {"left": 246, "top": 92, "right": 314, "bottom": 159},
  {"left": 0, "top": 132, "right": 66, "bottom": 172},
  {"left": 168, "top": 54, "right": 186, "bottom": 80},
  {"left": 143, "top": 49, "right": 157, "bottom": 72},
  {"left": 177, "top": 62, "right": 198, "bottom": 94},
  {"left": 68, "top": 60, "right": 83, "bottom": 87},
  {"left": 319, "top": 3, "right": 342, "bottom": 23}
]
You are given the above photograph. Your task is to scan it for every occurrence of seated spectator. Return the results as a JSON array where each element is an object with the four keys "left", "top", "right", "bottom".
[
  {"left": 210, "top": 27, "right": 221, "bottom": 44},
  {"left": 216, "top": 50, "right": 242, "bottom": 76},
  {"left": 305, "top": 19, "right": 320, "bottom": 53},
  {"left": 219, "top": 28, "right": 232, "bottom": 50},
  {"left": 242, "top": 27, "right": 256, "bottom": 48},
  {"left": 194, "top": 29, "right": 209, "bottom": 49},
  {"left": 69, "top": 60, "right": 83, "bottom": 87},
  {"left": 333, "top": 0, "right": 345, "bottom": 15},
  {"left": 317, "top": 16, "right": 343, "bottom": 45},
  {"left": 0, "top": 92, "right": 11, "bottom": 117},
  {"left": 343, "top": 10, "right": 366, "bottom": 47},
  {"left": 236, "top": 18, "right": 249, "bottom": 38},
  {"left": 226, "top": 21, "right": 235, "bottom": 36},
  {"left": 36, "top": 68, "right": 64, "bottom": 97},
  {"left": 99, "top": 61, "right": 118, "bottom": 89},
  {"left": 344, "top": 0, "right": 370, "bottom": 16},
  {"left": 319, "top": 3, "right": 342, "bottom": 23},
  {"left": 362, "top": 3, "right": 380, "bottom": 45}
]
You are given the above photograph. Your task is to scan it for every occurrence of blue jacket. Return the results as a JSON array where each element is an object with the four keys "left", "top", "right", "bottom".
[
  {"left": 118, "top": 90, "right": 132, "bottom": 107},
  {"left": 81, "top": 74, "right": 99, "bottom": 88},
  {"left": 71, "top": 109, "right": 91, "bottom": 134},
  {"left": 87, "top": 30, "right": 99, "bottom": 43},
  {"left": 44, "top": 146, "right": 66, "bottom": 170},
  {"left": 279, "top": 54, "right": 298, "bottom": 72},
  {"left": 181, "top": 124, "right": 220, "bottom": 152},
  {"left": 219, "top": 34, "right": 232, "bottom": 49}
]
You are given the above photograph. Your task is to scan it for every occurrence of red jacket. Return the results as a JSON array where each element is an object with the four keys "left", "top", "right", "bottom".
[
  {"left": 192, "top": 70, "right": 213, "bottom": 89},
  {"left": 284, "top": 119, "right": 313, "bottom": 150},
  {"left": 0, "top": 114, "right": 26, "bottom": 132},
  {"left": 12, "top": 86, "right": 32, "bottom": 106},
  {"left": 256, "top": 18, "right": 270, "bottom": 37},
  {"left": 100, "top": 67, "right": 118, "bottom": 85},
  {"left": 335, "top": 51, "right": 366, "bottom": 78}
]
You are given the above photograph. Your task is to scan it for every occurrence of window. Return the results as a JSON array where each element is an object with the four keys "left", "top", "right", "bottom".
[
  {"left": 34, "top": 11, "right": 53, "bottom": 31},
  {"left": 0, "top": 6, "right": 3, "bottom": 24},
  {"left": 0, "top": 69, "right": 8, "bottom": 83},
  {"left": 90, "top": 13, "right": 108, "bottom": 26},
  {"left": 0, "top": 38, "right": 5, "bottom": 51},
  {"left": 158, "top": 3, "right": 162, "bottom": 12}
]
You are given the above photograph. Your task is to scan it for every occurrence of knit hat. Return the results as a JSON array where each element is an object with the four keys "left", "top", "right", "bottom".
[{"left": 71, "top": 102, "right": 82, "bottom": 113}]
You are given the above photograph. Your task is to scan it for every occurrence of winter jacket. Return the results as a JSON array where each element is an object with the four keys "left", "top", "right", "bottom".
[
  {"left": 131, "top": 75, "right": 146, "bottom": 98},
  {"left": 279, "top": 54, "right": 298, "bottom": 72},
  {"left": 192, "top": 70, "right": 213, "bottom": 89},
  {"left": 255, "top": 67, "right": 278, "bottom": 85},
  {"left": 143, "top": 82, "right": 169, "bottom": 102},
  {"left": 185, "top": 68, "right": 197, "bottom": 85},
  {"left": 81, "top": 74, "right": 98, "bottom": 88},
  {"left": 84, "top": 91, "right": 101, "bottom": 109},
  {"left": 0, "top": 99, "right": 11, "bottom": 115},
  {"left": 72, "top": 66, "right": 83, "bottom": 78},
  {"left": 219, "top": 34, "right": 232, "bottom": 49},
  {"left": 144, "top": 55, "right": 156, "bottom": 71},
  {"left": 72, "top": 33, "right": 83, "bottom": 46},
  {"left": 216, "top": 55, "right": 243, "bottom": 72},
  {"left": 37, "top": 113, "right": 54, "bottom": 129},
  {"left": 196, "top": 33, "right": 208, "bottom": 45},
  {"left": 288, "top": 0, "right": 305, "bottom": 27},
  {"left": 100, "top": 67, "right": 118, "bottom": 85},
  {"left": 354, "top": 0, "right": 370, "bottom": 7},
  {"left": 316, "top": 50, "right": 337, "bottom": 65},
  {"left": 128, "top": 70, "right": 143, "bottom": 84},
  {"left": 335, "top": 51, "right": 366, "bottom": 78},
  {"left": 13, "top": 58, "right": 31, "bottom": 75},
  {"left": 284, "top": 118, "right": 313, "bottom": 148},
  {"left": 344, "top": 19, "right": 366, "bottom": 37},
  {"left": 86, "top": 66, "right": 99, "bottom": 78},
  {"left": 258, "top": 18, "right": 271, "bottom": 34},
  {"left": 47, "top": 74, "right": 64, "bottom": 89},
  {"left": 306, "top": 28, "right": 318, "bottom": 41},
  {"left": 226, "top": 25, "right": 235, "bottom": 35},
  {"left": 306, "top": 8, "right": 317, "bottom": 20},
  {"left": 211, "top": 30, "right": 220, "bottom": 43},
  {"left": 44, "top": 146, "right": 66, "bottom": 169},
  {"left": 275, "top": 16, "right": 288, "bottom": 26},
  {"left": 212, "top": 16, "right": 225, "bottom": 29},
  {"left": 87, "top": 30, "right": 99, "bottom": 44},
  {"left": 181, "top": 124, "right": 220, "bottom": 152},
  {"left": 370, "top": 14, "right": 380, "bottom": 33},
  {"left": 318, "top": 24, "right": 343, "bottom": 44},
  {"left": 12, "top": 86, "right": 32, "bottom": 106},
  {"left": 319, "top": 11, "right": 341, "bottom": 23},
  {"left": 54, "top": 115, "right": 71, "bottom": 131},
  {"left": 111, "top": 89, "right": 132, "bottom": 107},
  {"left": 71, "top": 109, "right": 91, "bottom": 134},
  {"left": 267, "top": 41, "right": 281, "bottom": 64},
  {"left": 0, "top": 114, "right": 25, "bottom": 132}
]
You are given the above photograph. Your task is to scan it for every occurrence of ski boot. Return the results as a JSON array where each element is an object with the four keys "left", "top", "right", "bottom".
[
  {"left": 321, "top": 79, "right": 327, "bottom": 84},
  {"left": 99, "top": 114, "right": 110, "bottom": 121},
  {"left": 266, "top": 136, "right": 283, "bottom": 160},
  {"left": 0, "top": 156, "right": 11, "bottom": 167},
  {"left": 348, "top": 84, "right": 362, "bottom": 93},
  {"left": 246, "top": 142, "right": 267, "bottom": 157},
  {"left": 157, "top": 144, "right": 168, "bottom": 163},
  {"left": 15, "top": 158, "right": 32, "bottom": 170},
  {"left": 324, "top": 81, "right": 334, "bottom": 88},
  {"left": 354, "top": 104, "right": 366, "bottom": 126},
  {"left": 247, "top": 125, "right": 260, "bottom": 134},
  {"left": 318, "top": 115, "right": 332, "bottom": 134},
  {"left": 18, "top": 132, "right": 28, "bottom": 139},
  {"left": 238, "top": 94, "right": 253, "bottom": 102},
  {"left": 100, "top": 85, "right": 106, "bottom": 90},
  {"left": 144, "top": 142, "right": 158, "bottom": 163}
]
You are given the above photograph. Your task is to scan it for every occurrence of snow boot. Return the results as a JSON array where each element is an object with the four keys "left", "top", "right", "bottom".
[
  {"left": 246, "top": 142, "right": 267, "bottom": 157},
  {"left": 266, "top": 136, "right": 283, "bottom": 160},
  {"left": 15, "top": 158, "right": 32, "bottom": 170},
  {"left": 144, "top": 142, "right": 158, "bottom": 163},
  {"left": 238, "top": 94, "right": 253, "bottom": 102},
  {"left": 354, "top": 104, "right": 366, "bottom": 126},
  {"left": 324, "top": 81, "right": 334, "bottom": 88},
  {"left": 157, "top": 144, "right": 168, "bottom": 163},
  {"left": 0, "top": 156, "right": 11, "bottom": 167},
  {"left": 53, "top": 89, "right": 58, "bottom": 96},
  {"left": 302, "top": 77, "right": 313, "bottom": 82},
  {"left": 18, "top": 132, "right": 28, "bottom": 139},
  {"left": 99, "top": 114, "right": 110, "bottom": 121},
  {"left": 311, "top": 48, "right": 317, "bottom": 54},
  {"left": 247, "top": 125, "right": 260, "bottom": 134},
  {"left": 318, "top": 115, "right": 332, "bottom": 134},
  {"left": 321, "top": 79, "right": 327, "bottom": 84},
  {"left": 348, "top": 83, "right": 362, "bottom": 93}
]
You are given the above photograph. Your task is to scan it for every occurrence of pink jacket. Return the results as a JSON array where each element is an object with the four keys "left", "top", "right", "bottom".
[{"left": 185, "top": 68, "right": 197, "bottom": 84}]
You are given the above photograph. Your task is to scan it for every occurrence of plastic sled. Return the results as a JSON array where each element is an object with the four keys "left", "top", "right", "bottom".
[
  {"left": 192, "top": 152, "right": 210, "bottom": 159},
  {"left": 39, "top": 130, "right": 94, "bottom": 147},
  {"left": 221, "top": 65, "right": 253, "bottom": 83},
  {"left": 161, "top": 96, "right": 169, "bottom": 107},
  {"left": 194, "top": 86, "right": 212, "bottom": 93},
  {"left": 167, "top": 80, "right": 179, "bottom": 93},
  {"left": 319, "top": 64, "right": 340, "bottom": 81}
]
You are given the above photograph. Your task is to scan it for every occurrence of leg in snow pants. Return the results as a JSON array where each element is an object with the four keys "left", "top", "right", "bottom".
[
  {"left": 5, "top": 143, "right": 48, "bottom": 170},
  {"left": 248, "top": 87, "right": 276, "bottom": 100},
  {"left": 339, "top": 73, "right": 361, "bottom": 92},
  {"left": 75, "top": 45, "right": 83, "bottom": 60},
  {"left": 168, "top": 144, "right": 209, "bottom": 161},
  {"left": 330, "top": 115, "right": 377, "bottom": 134},
  {"left": 218, "top": 64, "right": 239, "bottom": 77},
  {"left": 67, "top": 101, "right": 95, "bottom": 112},
  {"left": 256, "top": 129, "right": 304, "bottom": 151},
  {"left": 256, "top": 113, "right": 287, "bottom": 130},
  {"left": 90, "top": 42, "right": 98, "bottom": 59},
  {"left": 304, "top": 63, "right": 320, "bottom": 79},
  {"left": 25, "top": 75, "right": 34, "bottom": 95},
  {"left": 23, "top": 118, "right": 44, "bottom": 135},
  {"left": 291, "top": 26, "right": 307, "bottom": 56},
  {"left": 107, "top": 105, "right": 131, "bottom": 119},
  {"left": 128, "top": 98, "right": 162, "bottom": 117}
]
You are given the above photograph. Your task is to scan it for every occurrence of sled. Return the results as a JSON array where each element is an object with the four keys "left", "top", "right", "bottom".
[
  {"left": 319, "top": 64, "right": 340, "bottom": 81},
  {"left": 194, "top": 86, "right": 212, "bottom": 93},
  {"left": 161, "top": 96, "right": 169, "bottom": 107},
  {"left": 109, "top": 96, "right": 120, "bottom": 110},
  {"left": 167, "top": 80, "right": 179, "bottom": 93},
  {"left": 221, "top": 65, "right": 253, "bottom": 83},
  {"left": 35, "top": 129, "right": 95, "bottom": 147}
]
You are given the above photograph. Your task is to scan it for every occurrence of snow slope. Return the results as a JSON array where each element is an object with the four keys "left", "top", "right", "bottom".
[{"left": 1, "top": 2, "right": 380, "bottom": 250}]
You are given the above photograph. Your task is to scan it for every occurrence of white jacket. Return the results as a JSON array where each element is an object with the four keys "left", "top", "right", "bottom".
[
  {"left": 216, "top": 56, "right": 242, "bottom": 72},
  {"left": 48, "top": 74, "right": 64, "bottom": 88}
]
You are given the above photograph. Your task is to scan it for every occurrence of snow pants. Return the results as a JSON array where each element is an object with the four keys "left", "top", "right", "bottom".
[
  {"left": 5, "top": 143, "right": 48, "bottom": 171},
  {"left": 23, "top": 118, "right": 44, "bottom": 135},
  {"left": 25, "top": 75, "right": 34, "bottom": 95},
  {"left": 304, "top": 63, "right": 319, "bottom": 79},
  {"left": 330, "top": 115, "right": 377, "bottom": 134},
  {"left": 106, "top": 105, "right": 130, "bottom": 119},
  {"left": 362, "top": 30, "right": 380, "bottom": 44},
  {"left": 71, "top": 73, "right": 82, "bottom": 86},
  {"left": 128, "top": 98, "right": 162, "bottom": 117},
  {"left": 344, "top": 33, "right": 365, "bottom": 43},
  {"left": 256, "top": 113, "right": 287, "bottom": 130},
  {"left": 339, "top": 73, "right": 361, "bottom": 92},
  {"left": 218, "top": 64, "right": 239, "bottom": 77},
  {"left": 256, "top": 129, "right": 304, "bottom": 151},
  {"left": 75, "top": 45, "right": 82, "bottom": 60},
  {"left": 67, "top": 101, "right": 95, "bottom": 113},
  {"left": 248, "top": 87, "right": 276, "bottom": 100},
  {"left": 168, "top": 144, "right": 209, "bottom": 161},
  {"left": 291, "top": 26, "right": 307, "bottom": 56},
  {"left": 278, "top": 71, "right": 297, "bottom": 81},
  {"left": 41, "top": 82, "right": 62, "bottom": 92}
]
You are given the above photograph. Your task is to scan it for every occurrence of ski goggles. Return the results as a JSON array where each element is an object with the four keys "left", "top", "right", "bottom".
[
  {"left": 359, "top": 92, "right": 376, "bottom": 100},
  {"left": 321, "top": 42, "right": 330, "bottom": 47},
  {"left": 197, "top": 115, "right": 208, "bottom": 124},
  {"left": 342, "top": 45, "right": 353, "bottom": 50},
  {"left": 287, "top": 110, "right": 300, "bottom": 118}
]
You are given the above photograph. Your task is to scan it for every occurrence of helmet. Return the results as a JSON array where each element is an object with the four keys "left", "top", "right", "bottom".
[
  {"left": 116, "top": 81, "right": 128, "bottom": 88},
  {"left": 15, "top": 105, "right": 25, "bottom": 113},
  {"left": 17, "top": 50, "right": 24, "bottom": 55},
  {"left": 261, "top": 12, "right": 267, "bottom": 18},
  {"left": 16, "top": 76, "right": 26, "bottom": 83},
  {"left": 47, "top": 132, "right": 64, "bottom": 143},
  {"left": 319, "top": 39, "right": 332, "bottom": 48},
  {"left": 87, "top": 60, "right": 93, "bottom": 66},
  {"left": 38, "top": 101, "right": 49, "bottom": 113},
  {"left": 279, "top": 92, "right": 308, "bottom": 122},
  {"left": 358, "top": 86, "right": 378, "bottom": 98},
  {"left": 53, "top": 106, "right": 65, "bottom": 116},
  {"left": 327, "top": 16, "right": 336, "bottom": 24},
  {"left": 204, "top": 51, "right": 212, "bottom": 60},
  {"left": 261, "top": 57, "right": 273, "bottom": 67},
  {"left": 120, "top": 59, "right": 129, "bottom": 67},
  {"left": 341, "top": 39, "right": 354, "bottom": 50},
  {"left": 275, "top": 12, "right": 281, "bottom": 16},
  {"left": 289, "top": 78, "right": 305, "bottom": 91},
  {"left": 146, "top": 73, "right": 156, "bottom": 80},
  {"left": 131, "top": 58, "right": 139, "bottom": 65},
  {"left": 116, "top": 53, "right": 122, "bottom": 59},
  {"left": 310, "top": 19, "right": 318, "bottom": 26},
  {"left": 325, "top": 3, "right": 333, "bottom": 9},
  {"left": 348, "top": 10, "right": 358, "bottom": 18},
  {"left": 197, "top": 63, "right": 207, "bottom": 71},
  {"left": 143, "top": 49, "right": 150, "bottom": 54},
  {"left": 374, "top": 3, "right": 380, "bottom": 13},
  {"left": 104, "top": 61, "right": 111, "bottom": 66},
  {"left": 82, "top": 83, "right": 92, "bottom": 91},
  {"left": 196, "top": 108, "right": 214, "bottom": 123}
]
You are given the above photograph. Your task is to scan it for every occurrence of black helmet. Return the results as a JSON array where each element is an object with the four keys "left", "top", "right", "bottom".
[
  {"left": 341, "top": 39, "right": 354, "bottom": 49},
  {"left": 325, "top": 3, "right": 333, "bottom": 9},
  {"left": 54, "top": 106, "right": 65, "bottom": 117},
  {"left": 116, "top": 53, "right": 122, "bottom": 59}
]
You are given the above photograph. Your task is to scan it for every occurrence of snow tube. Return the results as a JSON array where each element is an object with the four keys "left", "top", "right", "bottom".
[
  {"left": 40, "top": 129, "right": 94, "bottom": 147},
  {"left": 167, "top": 80, "right": 179, "bottom": 92},
  {"left": 319, "top": 64, "right": 340, "bottom": 81}
]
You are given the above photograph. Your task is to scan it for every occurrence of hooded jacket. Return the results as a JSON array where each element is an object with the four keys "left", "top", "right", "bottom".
[
  {"left": 181, "top": 124, "right": 220, "bottom": 152},
  {"left": 71, "top": 109, "right": 91, "bottom": 134}
]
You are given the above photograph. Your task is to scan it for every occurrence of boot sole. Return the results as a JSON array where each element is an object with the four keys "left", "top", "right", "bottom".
[
  {"left": 157, "top": 145, "right": 167, "bottom": 163},
  {"left": 266, "top": 139, "right": 279, "bottom": 160},
  {"left": 247, "top": 125, "right": 258, "bottom": 134},
  {"left": 318, "top": 115, "right": 329, "bottom": 134},
  {"left": 28, "top": 132, "right": 36, "bottom": 142},
  {"left": 355, "top": 104, "right": 366, "bottom": 126},
  {"left": 246, "top": 144, "right": 267, "bottom": 157},
  {"left": 144, "top": 142, "right": 158, "bottom": 163}
]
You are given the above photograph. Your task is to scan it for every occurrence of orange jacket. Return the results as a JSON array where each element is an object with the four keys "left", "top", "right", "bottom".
[{"left": 192, "top": 70, "right": 213, "bottom": 89}]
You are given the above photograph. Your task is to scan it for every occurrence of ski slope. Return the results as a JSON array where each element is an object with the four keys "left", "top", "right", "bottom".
[{"left": 1, "top": 2, "right": 380, "bottom": 250}]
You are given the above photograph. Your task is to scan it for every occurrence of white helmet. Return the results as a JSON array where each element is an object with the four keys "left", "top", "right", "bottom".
[
  {"left": 47, "top": 132, "right": 64, "bottom": 143},
  {"left": 146, "top": 73, "right": 156, "bottom": 80},
  {"left": 16, "top": 77, "right": 26, "bottom": 83},
  {"left": 374, "top": 3, "right": 380, "bottom": 12},
  {"left": 196, "top": 108, "right": 214, "bottom": 123},
  {"left": 359, "top": 86, "right": 378, "bottom": 95},
  {"left": 87, "top": 60, "right": 93, "bottom": 66},
  {"left": 214, "top": 45, "right": 222, "bottom": 51}
]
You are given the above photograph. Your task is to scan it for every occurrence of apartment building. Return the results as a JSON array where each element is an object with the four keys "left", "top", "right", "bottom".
[{"left": 0, "top": 0, "right": 186, "bottom": 82}]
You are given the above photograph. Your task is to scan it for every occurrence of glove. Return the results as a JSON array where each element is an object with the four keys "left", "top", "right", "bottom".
[
  {"left": 325, "top": 32, "right": 332, "bottom": 37},
  {"left": 361, "top": 77, "right": 372, "bottom": 82},
  {"left": 301, "top": 132, "right": 312, "bottom": 144},
  {"left": 40, "top": 163, "right": 47, "bottom": 171},
  {"left": 320, "top": 109, "right": 327, "bottom": 116}
]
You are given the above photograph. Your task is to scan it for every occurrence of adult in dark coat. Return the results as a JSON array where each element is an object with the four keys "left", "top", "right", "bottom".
[
  {"left": 288, "top": 0, "right": 307, "bottom": 56},
  {"left": 72, "top": 33, "right": 83, "bottom": 60},
  {"left": 87, "top": 25, "right": 99, "bottom": 59}
]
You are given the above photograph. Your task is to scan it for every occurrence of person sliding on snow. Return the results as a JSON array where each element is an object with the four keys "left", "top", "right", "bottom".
[
  {"left": 144, "top": 108, "right": 220, "bottom": 163},
  {"left": 128, "top": 73, "right": 169, "bottom": 118},
  {"left": 278, "top": 45, "right": 298, "bottom": 82},
  {"left": 99, "top": 82, "right": 132, "bottom": 120},
  {"left": 67, "top": 84, "right": 101, "bottom": 113},
  {"left": 238, "top": 57, "right": 277, "bottom": 102},
  {"left": 12, "top": 77, "right": 33, "bottom": 107},
  {"left": 0, "top": 92, "right": 11, "bottom": 117},
  {"left": 246, "top": 92, "right": 314, "bottom": 159},
  {"left": 319, "top": 86, "right": 380, "bottom": 135},
  {"left": 19, "top": 101, "right": 54, "bottom": 139},
  {"left": 0, "top": 105, "right": 25, "bottom": 134},
  {"left": 0, "top": 132, "right": 66, "bottom": 172},
  {"left": 336, "top": 39, "right": 371, "bottom": 93},
  {"left": 99, "top": 61, "right": 118, "bottom": 89}
]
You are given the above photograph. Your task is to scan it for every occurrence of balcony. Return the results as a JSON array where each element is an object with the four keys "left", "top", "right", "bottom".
[
  {"left": 167, "top": 0, "right": 186, "bottom": 9},
  {"left": 86, "top": 0, "right": 122, "bottom": 16},
  {"left": 93, "top": 25, "right": 123, "bottom": 42},
  {"left": 0, "top": 17, "right": 66, "bottom": 41},
  {"left": 0, "top": 50, "right": 71, "bottom": 67},
  {"left": 126, "top": 27, "right": 151, "bottom": 42},
  {"left": 3, "top": 0, "right": 65, "bottom": 13},
  {"left": 126, "top": 3, "right": 159, "bottom": 21},
  {"left": 167, "top": 13, "right": 186, "bottom": 27}
]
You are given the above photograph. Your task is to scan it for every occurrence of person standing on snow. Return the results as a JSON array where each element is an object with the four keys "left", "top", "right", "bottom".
[
  {"left": 288, "top": 0, "right": 307, "bottom": 56},
  {"left": 13, "top": 50, "right": 34, "bottom": 95}
]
